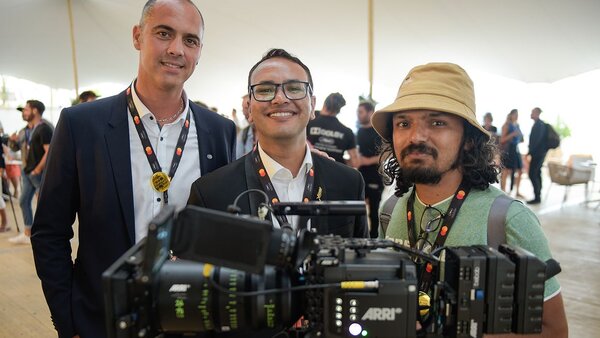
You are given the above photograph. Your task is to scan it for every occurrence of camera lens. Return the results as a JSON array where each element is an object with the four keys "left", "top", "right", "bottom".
[{"left": 156, "top": 260, "right": 300, "bottom": 334}]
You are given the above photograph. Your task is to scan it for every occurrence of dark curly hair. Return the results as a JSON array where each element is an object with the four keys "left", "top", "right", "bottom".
[{"left": 379, "top": 119, "right": 501, "bottom": 197}]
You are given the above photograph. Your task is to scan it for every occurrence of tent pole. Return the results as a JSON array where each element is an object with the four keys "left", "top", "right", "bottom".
[
  {"left": 368, "top": 0, "right": 374, "bottom": 100},
  {"left": 67, "top": 0, "right": 79, "bottom": 97}
]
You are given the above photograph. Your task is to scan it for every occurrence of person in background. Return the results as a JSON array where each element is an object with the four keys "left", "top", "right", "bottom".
[
  {"left": 306, "top": 92, "right": 359, "bottom": 167},
  {"left": 482, "top": 112, "right": 498, "bottom": 144},
  {"left": 500, "top": 109, "right": 524, "bottom": 198},
  {"left": 78, "top": 90, "right": 99, "bottom": 103},
  {"left": 8, "top": 100, "right": 53, "bottom": 244},
  {"left": 235, "top": 94, "right": 256, "bottom": 158},
  {"left": 356, "top": 101, "right": 383, "bottom": 238},
  {"left": 527, "top": 107, "right": 549, "bottom": 205},
  {"left": 0, "top": 119, "right": 7, "bottom": 232}
]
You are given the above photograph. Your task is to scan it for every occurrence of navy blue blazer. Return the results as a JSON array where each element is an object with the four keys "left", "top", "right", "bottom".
[{"left": 31, "top": 90, "right": 236, "bottom": 338}]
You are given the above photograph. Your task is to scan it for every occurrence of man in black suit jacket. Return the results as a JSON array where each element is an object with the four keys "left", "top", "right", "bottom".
[
  {"left": 31, "top": 1, "right": 235, "bottom": 338},
  {"left": 189, "top": 149, "right": 366, "bottom": 237},
  {"left": 527, "top": 107, "right": 549, "bottom": 204},
  {"left": 189, "top": 48, "right": 367, "bottom": 245},
  {"left": 187, "top": 47, "right": 366, "bottom": 338}
]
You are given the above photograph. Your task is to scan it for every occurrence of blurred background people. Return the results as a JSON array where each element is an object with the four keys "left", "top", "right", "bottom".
[
  {"left": 500, "top": 109, "right": 524, "bottom": 197},
  {"left": 0, "top": 119, "right": 8, "bottom": 232}
]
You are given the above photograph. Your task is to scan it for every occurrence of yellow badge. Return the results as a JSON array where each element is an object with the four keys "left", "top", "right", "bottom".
[
  {"left": 151, "top": 172, "right": 170, "bottom": 192},
  {"left": 418, "top": 291, "right": 431, "bottom": 317},
  {"left": 316, "top": 187, "right": 323, "bottom": 201}
]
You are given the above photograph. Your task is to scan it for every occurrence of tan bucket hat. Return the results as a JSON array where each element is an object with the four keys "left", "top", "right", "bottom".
[{"left": 371, "top": 62, "right": 489, "bottom": 141}]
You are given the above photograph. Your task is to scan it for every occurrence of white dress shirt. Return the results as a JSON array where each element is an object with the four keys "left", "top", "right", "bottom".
[
  {"left": 258, "top": 143, "right": 313, "bottom": 230},
  {"left": 129, "top": 83, "right": 200, "bottom": 242}
]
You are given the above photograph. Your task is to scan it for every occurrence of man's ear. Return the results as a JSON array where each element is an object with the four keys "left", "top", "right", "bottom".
[
  {"left": 133, "top": 25, "right": 142, "bottom": 50},
  {"left": 309, "top": 95, "right": 317, "bottom": 120},
  {"left": 247, "top": 105, "right": 254, "bottom": 124}
]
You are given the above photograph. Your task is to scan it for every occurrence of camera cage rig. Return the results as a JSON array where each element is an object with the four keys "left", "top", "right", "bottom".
[{"left": 103, "top": 202, "right": 560, "bottom": 338}]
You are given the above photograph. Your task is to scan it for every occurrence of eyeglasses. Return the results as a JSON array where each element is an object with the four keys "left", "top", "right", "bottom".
[
  {"left": 415, "top": 205, "right": 445, "bottom": 255},
  {"left": 249, "top": 81, "right": 312, "bottom": 102}
]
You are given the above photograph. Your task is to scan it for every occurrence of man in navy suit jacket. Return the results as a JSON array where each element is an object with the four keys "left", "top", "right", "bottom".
[{"left": 31, "top": 1, "right": 235, "bottom": 337}]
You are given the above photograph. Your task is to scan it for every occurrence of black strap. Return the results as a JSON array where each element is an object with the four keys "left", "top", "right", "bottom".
[
  {"left": 251, "top": 148, "right": 314, "bottom": 227},
  {"left": 407, "top": 182, "right": 471, "bottom": 291},
  {"left": 126, "top": 84, "right": 191, "bottom": 205},
  {"left": 379, "top": 194, "right": 399, "bottom": 238},
  {"left": 487, "top": 194, "right": 515, "bottom": 250}
]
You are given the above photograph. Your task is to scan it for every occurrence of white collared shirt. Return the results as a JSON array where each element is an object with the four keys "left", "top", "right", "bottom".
[
  {"left": 129, "top": 83, "right": 200, "bottom": 243},
  {"left": 258, "top": 143, "right": 313, "bottom": 230}
]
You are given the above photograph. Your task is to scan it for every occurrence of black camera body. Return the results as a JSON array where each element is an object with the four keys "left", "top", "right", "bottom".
[
  {"left": 103, "top": 204, "right": 556, "bottom": 338},
  {"left": 306, "top": 237, "right": 418, "bottom": 338}
]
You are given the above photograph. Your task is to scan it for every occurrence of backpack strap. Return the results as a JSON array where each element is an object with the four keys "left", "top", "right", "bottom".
[
  {"left": 487, "top": 194, "right": 515, "bottom": 249},
  {"left": 379, "top": 194, "right": 399, "bottom": 238}
]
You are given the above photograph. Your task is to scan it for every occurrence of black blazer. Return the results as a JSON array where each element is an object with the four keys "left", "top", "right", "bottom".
[
  {"left": 188, "top": 152, "right": 368, "bottom": 238},
  {"left": 31, "top": 90, "right": 236, "bottom": 338}
]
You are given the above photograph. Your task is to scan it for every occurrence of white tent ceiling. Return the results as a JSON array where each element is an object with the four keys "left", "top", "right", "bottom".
[{"left": 1, "top": 0, "right": 600, "bottom": 106}]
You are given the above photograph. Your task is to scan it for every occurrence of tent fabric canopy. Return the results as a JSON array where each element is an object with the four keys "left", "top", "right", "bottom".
[{"left": 1, "top": 0, "right": 599, "bottom": 98}]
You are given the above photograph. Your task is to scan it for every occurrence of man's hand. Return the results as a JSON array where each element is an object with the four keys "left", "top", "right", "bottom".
[
  {"left": 310, "top": 147, "right": 334, "bottom": 161},
  {"left": 307, "top": 141, "right": 335, "bottom": 161}
]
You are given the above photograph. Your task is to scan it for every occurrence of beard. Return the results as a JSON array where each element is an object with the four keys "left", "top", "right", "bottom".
[
  {"left": 402, "top": 166, "right": 443, "bottom": 184},
  {"left": 399, "top": 143, "right": 460, "bottom": 184}
]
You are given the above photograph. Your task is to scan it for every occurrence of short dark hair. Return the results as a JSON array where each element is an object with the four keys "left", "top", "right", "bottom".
[
  {"left": 140, "top": 0, "right": 205, "bottom": 41},
  {"left": 79, "top": 90, "right": 98, "bottom": 102},
  {"left": 380, "top": 120, "right": 500, "bottom": 197},
  {"left": 324, "top": 93, "right": 346, "bottom": 115},
  {"left": 27, "top": 100, "right": 45, "bottom": 115},
  {"left": 359, "top": 101, "right": 375, "bottom": 113},
  {"left": 247, "top": 48, "right": 314, "bottom": 93}
]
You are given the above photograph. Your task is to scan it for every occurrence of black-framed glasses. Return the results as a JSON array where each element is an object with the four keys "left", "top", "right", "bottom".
[
  {"left": 249, "top": 81, "right": 311, "bottom": 102},
  {"left": 415, "top": 205, "right": 445, "bottom": 255}
]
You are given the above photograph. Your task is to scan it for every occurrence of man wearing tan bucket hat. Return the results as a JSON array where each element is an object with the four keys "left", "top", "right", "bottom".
[{"left": 373, "top": 63, "right": 567, "bottom": 336}]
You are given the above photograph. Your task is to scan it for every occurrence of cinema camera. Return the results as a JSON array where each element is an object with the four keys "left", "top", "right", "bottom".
[{"left": 103, "top": 202, "right": 560, "bottom": 338}]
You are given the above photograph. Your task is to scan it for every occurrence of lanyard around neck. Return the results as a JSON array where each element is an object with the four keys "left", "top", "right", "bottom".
[
  {"left": 126, "top": 85, "right": 191, "bottom": 205},
  {"left": 406, "top": 181, "right": 471, "bottom": 291},
  {"left": 251, "top": 148, "right": 314, "bottom": 227}
]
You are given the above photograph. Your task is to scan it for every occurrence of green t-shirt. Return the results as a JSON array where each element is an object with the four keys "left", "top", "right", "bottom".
[{"left": 384, "top": 185, "right": 560, "bottom": 299}]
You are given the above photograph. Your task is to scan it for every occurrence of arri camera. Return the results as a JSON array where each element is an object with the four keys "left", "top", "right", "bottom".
[{"left": 103, "top": 202, "right": 560, "bottom": 338}]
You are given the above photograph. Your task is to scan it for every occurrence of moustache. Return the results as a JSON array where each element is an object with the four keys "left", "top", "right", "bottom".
[{"left": 400, "top": 143, "right": 438, "bottom": 159}]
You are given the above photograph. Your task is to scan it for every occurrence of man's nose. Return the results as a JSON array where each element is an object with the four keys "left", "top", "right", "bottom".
[{"left": 271, "top": 85, "right": 289, "bottom": 104}]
